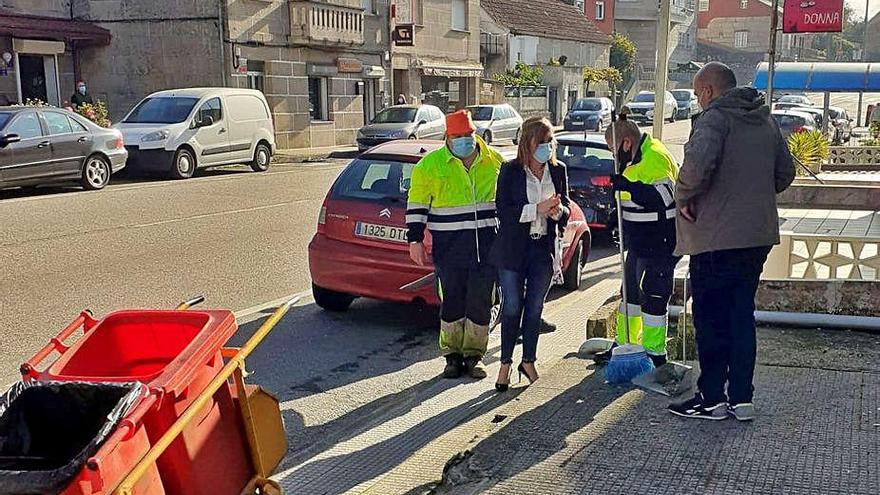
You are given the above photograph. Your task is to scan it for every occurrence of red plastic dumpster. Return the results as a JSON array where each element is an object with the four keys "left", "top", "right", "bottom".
[
  {"left": 22, "top": 309, "right": 253, "bottom": 495},
  {"left": 61, "top": 394, "right": 164, "bottom": 495}
]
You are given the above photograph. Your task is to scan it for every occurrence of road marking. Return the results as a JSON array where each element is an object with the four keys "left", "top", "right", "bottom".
[{"left": 132, "top": 202, "right": 295, "bottom": 229}]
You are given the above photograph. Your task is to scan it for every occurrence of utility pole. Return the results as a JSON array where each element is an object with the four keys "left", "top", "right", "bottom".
[
  {"left": 388, "top": 0, "right": 395, "bottom": 108},
  {"left": 652, "top": 0, "right": 672, "bottom": 140},
  {"left": 857, "top": 0, "right": 870, "bottom": 126},
  {"left": 767, "top": 0, "right": 780, "bottom": 103}
]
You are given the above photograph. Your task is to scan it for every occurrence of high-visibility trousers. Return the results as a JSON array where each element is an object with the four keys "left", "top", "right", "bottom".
[
  {"left": 616, "top": 251, "right": 679, "bottom": 357},
  {"left": 435, "top": 260, "right": 495, "bottom": 357}
]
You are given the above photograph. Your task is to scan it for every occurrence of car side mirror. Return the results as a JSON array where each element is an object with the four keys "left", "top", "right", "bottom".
[
  {"left": 195, "top": 115, "right": 214, "bottom": 128},
  {"left": 0, "top": 133, "right": 21, "bottom": 148},
  {"left": 417, "top": 119, "right": 427, "bottom": 126}
]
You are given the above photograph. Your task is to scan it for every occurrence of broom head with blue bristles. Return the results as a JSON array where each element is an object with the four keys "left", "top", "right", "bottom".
[{"left": 604, "top": 343, "right": 655, "bottom": 384}]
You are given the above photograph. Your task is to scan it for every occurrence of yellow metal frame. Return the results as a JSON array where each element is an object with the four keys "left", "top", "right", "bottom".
[{"left": 113, "top": 297, "right": 299, "bottom": 495}]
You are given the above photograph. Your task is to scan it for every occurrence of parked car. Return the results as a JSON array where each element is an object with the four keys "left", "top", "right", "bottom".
[
  {"left": 624, "top": 91, "right": 677, "bottom": 124},
  {"left": 308, "top": 140, "right": 592, "bottom": 311},
  {"left": 827, "top": 106, "right": 853, "bottom": 144},
  {"left": 777, "top": 94, "right": 813, "bottom": 106},
  {"left": 356, "top": 105, "right": 446, "bottom": 152},
  {"left": 671, "top": 89, "right": 700, "bottom": 120},
  {"left": 563, "top": 97, "right": 614, "bottom": 132},
  {"left": 117, "top": 88, "right": 274, "bottom": 179},
  {"left": 791, "top": 107, "right": 834, "bottom": 141},
  {"left": 772, "top": 101, "right": 812, "bottom": 112},
  {"left": 555, "top": 132, "right": 616, "bottom": 237},
  {"left": 466, "top": 104, "right": 524, "bottom": 144},
  {"left": 772, "top": 110, "right": 818, "bottom": 139},
  {"left": 0, "top": 106, "right": 126, "bottom": 191}
]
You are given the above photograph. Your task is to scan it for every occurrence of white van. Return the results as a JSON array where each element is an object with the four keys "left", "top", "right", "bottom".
[{"left": 116, "top": 88, "right": 275, "bottom": 179}]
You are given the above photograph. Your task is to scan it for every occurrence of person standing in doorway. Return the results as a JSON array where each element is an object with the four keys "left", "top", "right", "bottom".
[
  {"left": 71, "top": 81, "right": 95, "bottom": 107},
  {"left": 406, "top": 110, "right": 503, "bottom": 379},
  {"left": 668, "top": 62, "right": 795, "bottom": 422},
  {"left": 396, "top": 94, "right": 408, "bottom": 105},
  {"left": 491, "top": 117, "right": 570, "bottom": 391}
]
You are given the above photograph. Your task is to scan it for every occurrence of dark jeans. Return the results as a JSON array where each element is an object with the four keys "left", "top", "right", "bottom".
[
  {"left": 690, "top": 246, "right": 772, "bottom": 405},
  {"left": 499, "top": 238, "right": 553, "bottom": 364}
]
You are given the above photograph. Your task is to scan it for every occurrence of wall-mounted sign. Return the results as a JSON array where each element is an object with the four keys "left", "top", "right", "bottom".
[
  {"left": 237, "top": 58, "right": 248, "bottom": 74},
  {"left": 337, "top": 58, "right": 364, "bottom": 73},
  {"left": 393, "top": 25, "right": 414, "bottom": 47},
  {"left": 783, "top": 0, "right": 843, "bottom": 33},
  {"left": 394, "top": 0, "right": 414, "bottom": 24}
]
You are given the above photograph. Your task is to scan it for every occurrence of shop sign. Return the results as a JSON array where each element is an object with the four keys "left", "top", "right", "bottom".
[
  {"left": 237, "top": 58, "right": 248, "bottom": 74},
  {"left": 393, "top": 25, "right": 414, "bottom": 47},
  {"left": 783, "top": 0, "right": 843, "bottom": 33},
  {"left": 337, "top": 58, "right": 364, "bottom": 73}
]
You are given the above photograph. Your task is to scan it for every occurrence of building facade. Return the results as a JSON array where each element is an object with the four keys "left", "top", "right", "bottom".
[
  {"left": 390, "top": 0, "right": 482, "bottom": 113},
  {"left": 696, "top": 0, "right": 816, "bottom": 85},
  {"left": 582, "top": 0, "right": 615, "bottom": 35},
  {"left": 0, "top": 0, "right": 391, "bottom": 150},
  {"left": 480, "top": 0, "right": 610, "bottom": 124}
]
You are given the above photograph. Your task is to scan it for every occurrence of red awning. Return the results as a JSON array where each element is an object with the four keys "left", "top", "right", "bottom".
[{"left": 0, "top": 13, "right": 111, "bottom": 47}]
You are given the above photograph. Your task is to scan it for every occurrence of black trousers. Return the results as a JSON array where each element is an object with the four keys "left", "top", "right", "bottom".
[
  {"left": 435, "top": 261, "right": 496, "bottom": 326},
  {"left": 624, "top": 250, "right": 680, "bottom": 317},
  {"left": 691, "top": 246, "right": 771, "bottom": 405}
]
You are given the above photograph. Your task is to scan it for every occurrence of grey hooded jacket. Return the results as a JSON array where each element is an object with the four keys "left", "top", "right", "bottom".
[{"left": 674, "top": 87, "right": 795, "bottom": 256}]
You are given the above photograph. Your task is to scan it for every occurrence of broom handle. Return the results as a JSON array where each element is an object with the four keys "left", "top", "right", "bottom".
[
  {"left": 611, "top": 121, "right": 631, "bottom": 344},
  {"left": 681, "top": 267, "right": 689, "bottom": 365}
]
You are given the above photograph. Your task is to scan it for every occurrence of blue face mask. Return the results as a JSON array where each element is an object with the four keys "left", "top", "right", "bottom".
[
  {"left": 533, "top": 142, "right": 553, "bottom": 164},
  {"left": 449, "top": 136, "right": 476, "bottom": 158}
]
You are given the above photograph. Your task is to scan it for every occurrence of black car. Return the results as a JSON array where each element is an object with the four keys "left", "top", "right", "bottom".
[
  {"left": 563, "top": 97, "right": 614, "bottom": 132},
  {"left": 0, "top": 106, "right": 127, "bottom": 191},
  {"left": 555, "top": 132, "right": 616, "bottom": 235}
]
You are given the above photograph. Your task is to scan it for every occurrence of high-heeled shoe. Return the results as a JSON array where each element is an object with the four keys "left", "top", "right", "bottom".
[
  {"left": 517, "top": 362, "right": 538, "bottom": 384},
  {"left": 495, "top": 364, "right": 512, "bottom": 392}
]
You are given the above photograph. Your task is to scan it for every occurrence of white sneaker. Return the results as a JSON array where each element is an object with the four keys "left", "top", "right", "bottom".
[{"left": 729, "top": 403, "right": 756, "bottom": 421}]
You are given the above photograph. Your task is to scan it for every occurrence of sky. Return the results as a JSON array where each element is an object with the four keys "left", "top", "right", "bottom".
[{"left": 845, "top": 0, "right": 880, "bottom": 21}]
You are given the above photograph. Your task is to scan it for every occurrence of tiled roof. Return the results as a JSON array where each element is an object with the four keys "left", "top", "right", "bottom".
[{"left": 482, "top": 0, "right": 611, "bottom": 45}]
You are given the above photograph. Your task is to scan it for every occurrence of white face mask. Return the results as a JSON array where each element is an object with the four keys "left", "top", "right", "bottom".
[
  {"left": 77, "top": 86, "right": 87, "bottom": 95},
  {"left": 533, "top": 142, "right": 553, "bottom": 164}
]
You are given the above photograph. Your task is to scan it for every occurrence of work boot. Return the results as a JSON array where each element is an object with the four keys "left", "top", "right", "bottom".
[
  {"left": 443, "top": 353, "right": 464, "bottom": 379},
  {"left": 539, "top": 319, "right": 557, "bottom": 334},
  {"left": 649, "top": 354, "right": 668, "bottom": 367},
  {"left": 463, "top": 356, "right": 487, "bottom": 379}
]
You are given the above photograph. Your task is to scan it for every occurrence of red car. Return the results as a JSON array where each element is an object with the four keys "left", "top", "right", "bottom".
[{"left": 308, "top": 140, "right": 591, "bottom": 312}]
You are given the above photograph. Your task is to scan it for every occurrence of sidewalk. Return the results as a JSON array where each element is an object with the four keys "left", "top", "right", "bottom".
[
  {"left": 432, "top": 326, "right": 880, "bottom": 494},
  {"left": 273, "top": 145, "right": 359, "bottom": 163}
]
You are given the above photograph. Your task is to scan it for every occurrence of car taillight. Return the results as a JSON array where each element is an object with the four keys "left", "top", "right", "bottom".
[
  {"left": 590, "top": 176, "right": 612, "bottom": 187},
  {"left": 114, "top": 136, "right": 124, "bottom": 149},
  {"left": 794, "top": 126, "right": 808, "bottom": 133}
]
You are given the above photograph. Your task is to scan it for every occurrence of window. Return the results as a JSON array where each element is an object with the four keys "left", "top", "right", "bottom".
[
  {"left": 740, "top": 0, "right": 748, "bottom": 8},
  {"left": 124, "top": 97, "right": 200, "bottom": 124},
  {"left": 43, "top": 111, "right": 73, "bottom": 135},
  {"left": 431, "top": 107, "right": 444, "bottom": 121},
  {"left": 246, "top": 60, "right": 265, "bottom": 93},
  {"left": 414, "top": 0, "right": 424, "bottom": 25},
  {"left": 309, "top": 77, "right": 329, "bottom": 121},
  {"left": 556, "top": 143, "right": 614, "bottom": 173},
  {"left": 330, "top": 159, "right": 415, "bottom": 203},
  {"left": 7, "top": 112, "right": 43, "bottom": 140},
  {"left": 69, "top": 116, "right": 89, "bottom": 132},
  {"left": 595, "top": 1, "right": 605, "bottom": 20},
  {"left": 734, "top": 30, "right": 749, "bottom": 48},
  {"left": 451, "top": 0, "right": 467, "bottom": 31},
  {"left": 698, "top": 0, "right": 709, "bottom": 11},
  {"left": 197, "top": 97, "right": 222, "bottom": 125},
  {"left": 361, "top": 0, "right": 374, "bottom": 14}
]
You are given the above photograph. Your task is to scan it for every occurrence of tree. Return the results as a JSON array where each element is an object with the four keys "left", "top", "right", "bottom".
[
  {"left": 583, "top": 67, "right": 623, "bottom": 92},
  {"left": 493, "top": 62, "right": 545, "bottom": 87},
  {"left": 609, "top": 33, "right": 637, "bottom": 76}
]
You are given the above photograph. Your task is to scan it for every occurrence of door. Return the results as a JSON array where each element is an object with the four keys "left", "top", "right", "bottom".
[
  {"left": 193, "top": 97, "right": 229, "bottom": 165},
  {"left": 41, "top": 110, "right": 91, "bottom": 178},
  {"left": 18, "top": 55, "right": 60, "bottom": 106},
  {"left": 548, "top": 88, "right": 559, "bottom": 125},
  {"left": 363, "top": 80, "right": 378, "bottom": 125},
  {"left": 2, "top": 111, "right": 52, "bottom": 183},
  {"left": 493, "top": 107, "right": 508, "bottom": 139}
]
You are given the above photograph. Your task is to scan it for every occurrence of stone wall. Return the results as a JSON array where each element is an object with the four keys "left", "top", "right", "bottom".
[
  {"left": 1, "top": 0, "right": 69, "bottom": 17},
  {"left": 394, "top": 0, "right": 480, "bottom": 65}
]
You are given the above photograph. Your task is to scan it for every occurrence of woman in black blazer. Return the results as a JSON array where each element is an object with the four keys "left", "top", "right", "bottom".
[{"left": 489, "top": 117, "right": 570, "bottom": 391}]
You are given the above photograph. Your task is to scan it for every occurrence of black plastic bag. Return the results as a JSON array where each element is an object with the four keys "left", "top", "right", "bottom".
[{"left": 0, "top": 381, "right": 142, "bottom": 495}]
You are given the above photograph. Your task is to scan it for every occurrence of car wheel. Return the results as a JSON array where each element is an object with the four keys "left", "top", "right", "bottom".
[
  {"left": 512, "top": 129, "right": 520, "bottom": 145},
  {"left": 483, "top": 130, "right": 493, "bottom": 144},
  {"left": 562, "top": 239, "right": 584, "bottom": 291},
  {"left": 408, "top": 134, "right": 417, "bottom": 140},
  {"left": 250, "top": 142, "right": 271, "bottom": 172},
  {"left": 312, "top": 283, "right": 356, "bottom": 312},
  {"left": 81, "top": 154, "right": 111, "bottom": 190},
  {"left": 170, "top": 147, "right": 196, "bottom": 179},
  {"left": 668, "top": 111, "right": 676, "bottom": 123}
]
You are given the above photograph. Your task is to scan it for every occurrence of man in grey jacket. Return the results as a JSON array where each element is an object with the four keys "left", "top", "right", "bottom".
[{"left": 668, "top": 62, "right": 795, "bottom": 422}]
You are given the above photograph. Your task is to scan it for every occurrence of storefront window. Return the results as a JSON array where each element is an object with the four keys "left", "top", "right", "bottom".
[{"left": 309, "top": 77, "right": 329, "bottom": 121}]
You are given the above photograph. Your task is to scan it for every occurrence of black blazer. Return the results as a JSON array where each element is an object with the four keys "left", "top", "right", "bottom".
[{"left": 489, "top": 159, "right": 571, "bottom": 271}]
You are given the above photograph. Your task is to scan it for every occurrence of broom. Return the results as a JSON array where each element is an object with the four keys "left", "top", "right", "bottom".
[{"left": 604, "top": 113, "right": 655, "bottom": 384}]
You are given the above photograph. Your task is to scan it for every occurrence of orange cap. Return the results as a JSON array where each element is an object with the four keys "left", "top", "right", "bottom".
[{"left": 445, "top": 109, "right": 476, "bottom": 136}]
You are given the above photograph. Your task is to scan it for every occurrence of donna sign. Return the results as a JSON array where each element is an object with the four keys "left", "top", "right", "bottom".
[{"left": 783, "top": 0, "right": 844, "bottom": 33}]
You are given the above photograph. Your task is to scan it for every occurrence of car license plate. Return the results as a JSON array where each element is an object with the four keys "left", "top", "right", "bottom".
[
  {"left": 355, "top": 222, "right": 408, "bottom": 243},
  {"left": 571, "top": 121, "right": 583, "bottom": 126}
]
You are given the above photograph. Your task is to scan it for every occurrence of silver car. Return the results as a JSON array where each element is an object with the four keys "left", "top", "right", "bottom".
[
  {"left": 466, "top": 104, "right": 524, "bottom": 144},
  {"left": 356, "top": 105, "right": 446, "bottom": 152},
  {"left": 0, "top": 106, "right": 127, "bottom": 191},
  {"left": 624, "top": 91, "right": 677, "bottom": 124}
]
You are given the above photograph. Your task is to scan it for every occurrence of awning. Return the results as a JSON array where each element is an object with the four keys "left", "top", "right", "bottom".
[
  {"left": 415, "top": 59, "right": 484, "bottom": 78},
  {"left": 753, "top": 62, "right": 880, "bottom": 92},
  {"left": 0, "top": 13, "right": 111, "bottom": 47}
]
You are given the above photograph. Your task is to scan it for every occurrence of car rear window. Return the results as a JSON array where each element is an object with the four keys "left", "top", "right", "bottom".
[
  {"left": 557, "top": 143, "right": 614, "bottom": 173},
  {"left": 331, "top": 158, "right": 415, "bottom": 204},
  {"left": 468, "top": 106, "right": 494, "bottom": 121},
  {"left": 773, "top": 114, "right": 808, "bottom": 128}
]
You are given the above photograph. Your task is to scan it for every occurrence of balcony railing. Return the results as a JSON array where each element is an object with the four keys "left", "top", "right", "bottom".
[{"left": 289, "top": 0, "right": 364, "bottom": 46}]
